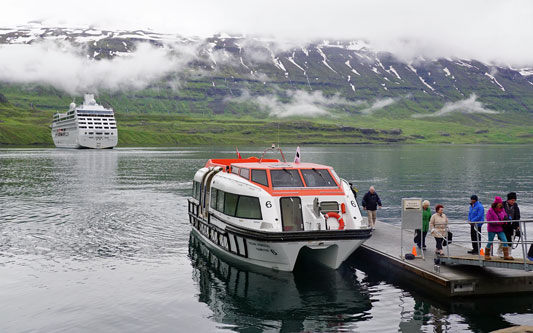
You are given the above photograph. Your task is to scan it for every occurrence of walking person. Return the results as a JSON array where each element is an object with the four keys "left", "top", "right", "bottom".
[
  {"left": 414, "top": 200, "right": 431, "bottom": 249},
  {"left": 430, "top": 204, "right": 448, "bottom": 255},
  {"left": 467, "top": 195, "right": 484, "bottom": 254},
  {"left": 361, "top": 186, "right": 382, "bottom": 230},
  {"left": 484, "top": 196, "right": 513, "bottom": 260},
  {"left": 502, "top": 192, "right": 520, "bottom": 254}
]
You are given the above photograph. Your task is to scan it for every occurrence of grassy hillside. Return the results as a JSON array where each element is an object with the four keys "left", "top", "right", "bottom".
[{"left": 1, "top": 93, "right": 532, "bottom": 147}]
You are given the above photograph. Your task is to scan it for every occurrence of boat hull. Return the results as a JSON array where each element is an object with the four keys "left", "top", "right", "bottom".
[
  {"left": 52, "top": 127, "right": 117, "bottom": 149},
  {"left": 188, "top": 200, "right": 371, "bottom": 272}
]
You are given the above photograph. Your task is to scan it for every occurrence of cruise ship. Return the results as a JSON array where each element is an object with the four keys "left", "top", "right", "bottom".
[
  {"left": 188, "top": 146, "right": 372, "bottom": 272},
  {"left": 51, "top": 94, "right": 118, "bottom": 149}
]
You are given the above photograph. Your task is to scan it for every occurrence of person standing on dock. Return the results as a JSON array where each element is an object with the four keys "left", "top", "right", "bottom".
[
  {"left": 467, "top": 195, "right": 484, "bottom": 254},
  {"left": 430, "top": 204, "right": 448, "bottom": 255},
  {"left": 414, "top": 200, "right": 431, "bottom": 249},
  {"left": 503, "top": 192, "right": 520, "bottom": 254},
  {"left": 485, "top": 196, "right": 513, "bottom": 261},
  {"left": 362, "top": 186, "right": 382, "bottom": 230}
]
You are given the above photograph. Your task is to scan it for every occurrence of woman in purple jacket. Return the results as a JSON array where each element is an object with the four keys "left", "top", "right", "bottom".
[{"left": 485, "top": 196, "right": 513, "bottom": 260}]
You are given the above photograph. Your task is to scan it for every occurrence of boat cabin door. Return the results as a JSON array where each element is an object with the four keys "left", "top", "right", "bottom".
[{"left": 280, "top": 197, "right": 304, "bottom": 231}]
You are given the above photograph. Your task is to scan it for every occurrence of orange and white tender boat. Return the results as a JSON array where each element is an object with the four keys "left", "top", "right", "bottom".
[{"left": 188, "top": 147, "right": 372, "bottom": 272}]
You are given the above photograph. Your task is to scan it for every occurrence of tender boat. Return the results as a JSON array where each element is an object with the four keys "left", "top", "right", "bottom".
[{"left": 188, "top": 147, "right": 371, "bottom": 272}]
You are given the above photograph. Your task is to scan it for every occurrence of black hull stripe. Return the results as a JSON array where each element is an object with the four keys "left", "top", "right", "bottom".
[
  {"left": 226, "top": 224, "right": 372, "bottom": 242},
  {"left": 188, "top": 211, "right": 372, "bottom": 243}
]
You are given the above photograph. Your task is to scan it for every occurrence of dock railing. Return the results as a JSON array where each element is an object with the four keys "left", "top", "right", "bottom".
[{"left": 433, "top": 219, "right": 533, "bottom": 271}]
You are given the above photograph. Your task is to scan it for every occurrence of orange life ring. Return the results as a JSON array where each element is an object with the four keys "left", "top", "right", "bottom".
[{"left": 324, "top": 212, "right": 345, "bottom": 230}]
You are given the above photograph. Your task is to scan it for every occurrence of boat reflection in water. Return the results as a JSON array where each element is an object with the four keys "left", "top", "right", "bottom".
[{"left": 188, "top": 232, "right": 372, "bottom": 332}]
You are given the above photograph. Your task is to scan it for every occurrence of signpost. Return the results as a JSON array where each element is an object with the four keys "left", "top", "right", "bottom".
[{"left": 401, "top": 198, "right": 424, "bottom": 260}]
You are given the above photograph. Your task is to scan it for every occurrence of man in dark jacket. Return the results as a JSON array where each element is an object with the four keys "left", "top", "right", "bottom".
[
  {"left": 362, "top": 186, "right": 382, "bottom": 229},
  {"left": 503, "top": 192, "right": 520, "bottom": 252}
]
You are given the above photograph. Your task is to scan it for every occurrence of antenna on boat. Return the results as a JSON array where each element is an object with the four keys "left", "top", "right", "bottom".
[{"left": 277, "top": 121, "right": 280, "bottom": 148}]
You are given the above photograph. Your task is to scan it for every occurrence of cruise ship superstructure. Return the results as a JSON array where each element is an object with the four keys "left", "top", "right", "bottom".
[{"left": 52, "top": 94, "right": 118, "bottom": 149}]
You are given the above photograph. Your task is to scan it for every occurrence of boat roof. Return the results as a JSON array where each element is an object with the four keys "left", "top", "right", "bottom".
[
  {"left": 205, "top": 158, "right": 332, "bottom": 170},
  {"left": 201, "top": 157, "right": 344, "bottom": 196},
  {"left": 205, "top": 157, "right": 279, "bottom": 168},
  {"left": 232, "top": 162, "right": 333, "bottom": 169}
]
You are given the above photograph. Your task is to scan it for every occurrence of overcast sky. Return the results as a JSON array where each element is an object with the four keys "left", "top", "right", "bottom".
[{"left": 2, "top": 0, "right": 533, "bottom": 65}]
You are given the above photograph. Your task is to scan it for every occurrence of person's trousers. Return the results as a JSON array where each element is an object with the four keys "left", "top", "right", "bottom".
[
  {"left": 486, "top": 231, "right": 508, "bottom": 249},
  {"left": 414, "top": 229, "right": 427, "bottom": 248},
  {"left": 367, "top": 210, "right": 377, "bottom": 228},
  {"left": 470, "top": 224, "right": 482, "bottom": 251},
  {"left": 504, "top": 229, "right": 514, "bottom": 248},
  {"left": 435, "top": 237, "right": 444, "bottom": 250}
]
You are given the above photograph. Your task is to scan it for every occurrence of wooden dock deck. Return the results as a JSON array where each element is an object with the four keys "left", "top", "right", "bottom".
[{"left": 355, "top": 221, "right": 533, "bottom": 297}]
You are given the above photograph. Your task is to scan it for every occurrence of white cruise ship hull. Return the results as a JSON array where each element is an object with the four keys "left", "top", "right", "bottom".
[
  {"left": 52, "top": 127, "right": 118, "bottom": 149},
  {"left": 188, "top": 200, "right": 371, "bottom": 272}
]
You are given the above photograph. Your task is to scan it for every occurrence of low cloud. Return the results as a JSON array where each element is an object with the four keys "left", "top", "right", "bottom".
[
  {"left": 412, "top": 94, "right": 499, "bottom": 118},
  {"left": 226, "top": 89, "right": 364, "bottom": 118},
  {"left": 0, "top": 40, "right": 197, "bottom": 95},
  {"left": 5, "top": 0, "right": 533, "bottom": 66},
  {"left": 359, "top": 97, "right": 400, "bottom": 114}
]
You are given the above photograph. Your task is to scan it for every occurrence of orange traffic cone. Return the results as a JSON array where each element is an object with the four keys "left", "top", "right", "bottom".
[
  {"left": 412, "top": 246, "right": 418, "bottom": 257},
  {"left": 479, "top": 248, "right": 484, "bottom": 256}
]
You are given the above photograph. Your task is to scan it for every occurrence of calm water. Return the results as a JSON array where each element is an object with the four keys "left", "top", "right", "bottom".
[{"left": 1, "top": 145, "right": 532, "bottom": 332}]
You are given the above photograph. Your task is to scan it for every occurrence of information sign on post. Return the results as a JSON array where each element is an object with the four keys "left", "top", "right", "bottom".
[{"left": 401, "top": 198, "right": 423, "bottom": 259}]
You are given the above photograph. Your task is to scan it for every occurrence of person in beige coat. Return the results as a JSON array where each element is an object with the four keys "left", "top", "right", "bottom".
[{"left": 430, "top": 204, "right": 448, "bottom": 255}]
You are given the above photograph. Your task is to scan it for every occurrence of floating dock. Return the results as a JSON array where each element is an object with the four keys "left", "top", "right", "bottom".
[{"left": 356, "top": 222, "right": 533, "bottom": 297}]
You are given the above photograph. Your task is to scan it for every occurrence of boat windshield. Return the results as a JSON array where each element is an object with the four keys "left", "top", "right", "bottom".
[
  {"left": 270, "top": 169, "right": 304, "bottom": 188},
  {"left": 300, "top": 169, "right": 337, "bottom": 187}
]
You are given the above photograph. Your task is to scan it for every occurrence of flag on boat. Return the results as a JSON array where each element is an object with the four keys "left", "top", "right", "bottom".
[
  {"left": 236, "top": 146, "right": 242, "bottom": 159},
  {"left": 294, "top": 146, "right": 301, "bottom": 163}
]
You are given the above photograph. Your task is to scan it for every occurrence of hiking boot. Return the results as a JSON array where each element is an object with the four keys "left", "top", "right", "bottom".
[
  {"left": 503, "top": 247, "right": 514, "bottom": 260},
  {"left": 485, "top": 247, "right": 491, "bottom": 260}
]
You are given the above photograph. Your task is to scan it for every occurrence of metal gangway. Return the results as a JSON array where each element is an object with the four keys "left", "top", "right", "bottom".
[{"left": 436, "top": 219, "right": 533, "bottom": 271}]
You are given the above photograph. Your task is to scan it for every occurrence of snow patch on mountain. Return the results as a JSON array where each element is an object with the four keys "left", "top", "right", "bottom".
[
  {"left": 344, "top": 60, "right": 360, "bottom": 76},
  {"left": 316, "top": 47, "right": 337, "bottom": 73},
  {"left": 484, "top": 72, "right": 505, "bottom": 91},
  {"left": 407, "top": 64, "right": 435, "bottom": 91},
  {"left": 387, "top": 66, "right": 402, "bottom": 80}
]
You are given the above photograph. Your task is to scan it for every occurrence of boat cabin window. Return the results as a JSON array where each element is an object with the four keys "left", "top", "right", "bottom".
[
  {"left": 231, "top": 166, "right": 240, "bottom": 175},
  {"left": 193, "top": 181, "right": 201, "bottom": 200},
  {"left": 210, "top": 189, "right": 218, "bottom": 209},
  {"left": 239, "top": 168, "right": 250, "bottom": 179},
  {"left": 217, "top": 189, "right": 224, "bottom": 212},
  {"left": 301, "top": 169, "right": 337, "bottom": 187},
  {"left": 319, "top": 201, "right": 339, "bottom": 213},
  {"left": 270, "top": 169, "right": 304, "bottom": 188},
  {"left": 235, "top": 196, "right": 262, "bottom": 219},
  {"left": 251, "top": 169, "right": 269, "bottom": 187},
  {"left": 224, "top": 193, "right": 239, "bottom": 216},
  {"left": 212, "top": 188, "right": 262, "bottom": 219}
]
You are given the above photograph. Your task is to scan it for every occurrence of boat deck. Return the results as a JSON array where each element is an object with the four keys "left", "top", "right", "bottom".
[{"left": 356, "top": 221, "right": 533, "bottom": 297}]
